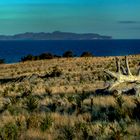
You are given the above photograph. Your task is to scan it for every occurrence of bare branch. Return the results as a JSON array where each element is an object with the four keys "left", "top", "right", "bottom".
[
  {"left": 116, "top": 57, "right": 121, "bottom": 73},
  {"left": 104, "top": 56, "right": 140, "bottom": 94},
  {"left": 137, "top": 67, "right": 140, "bottom": 76},
  {"left": 120, "top": 66, "right": 127, "bottom": 75},
  {"left": 109, "top": 82, "right": 121, "bottom": 91},
  {"left": 104, "top": 70, "right": 118, "bottom": 79},
  {"left": 125, "top": 56, "right": 132, "bottom": 76}
]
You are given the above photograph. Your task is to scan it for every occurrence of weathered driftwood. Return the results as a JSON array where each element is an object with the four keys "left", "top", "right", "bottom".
[{"left": 104, "top": 56, "right": 140, "bottom": 96}]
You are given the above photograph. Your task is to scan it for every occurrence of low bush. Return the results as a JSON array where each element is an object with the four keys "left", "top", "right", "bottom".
[
  {"left": 58, "top": 125, "right": 75, "bottom": 140},
  {"left": 0, "top": 122, "right": 19, "bottom": 140},
  {"left": 81, "top": 52, "right": 93, "bottom": 57},
  {"left": 26, "top": 114, "right": 42, "bottom": 129},
  {"left": 44, "top": 66, "right": 62, "bottom": 78},
  {"left": 20, "top": 51, "right": 94, "bottom": 62},
  {"left": 21, "top": 53, "right": 54, "bottom": 62},
  {"left": 25, "top": 95, "right": 38, "bottom": 112},
  {"left": 133, "top": 98, "right": 140, "bottom": 120},
  {"left": 0, "top": 58, "right": 5, "bottom": 64},
  {"left": 40, "top": 114, "right": 53, "bottom": 132},
  {"left": 39, "top": 53, "right": 54, "bottom": 59},
  {"left": 63, "top": 51, "right": 74, "bottom": 58},
  {"left": 21, "top": 54, "right": 36, "bottom": 62}
]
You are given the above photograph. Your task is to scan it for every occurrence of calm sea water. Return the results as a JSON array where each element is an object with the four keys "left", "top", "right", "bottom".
[{"left": 0, "top": 40, "right": 140, "bottom": 63}]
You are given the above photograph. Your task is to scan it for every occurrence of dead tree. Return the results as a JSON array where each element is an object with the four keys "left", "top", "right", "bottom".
[{"left": 104, "top": 56, "right": 140, "bottom": 96}]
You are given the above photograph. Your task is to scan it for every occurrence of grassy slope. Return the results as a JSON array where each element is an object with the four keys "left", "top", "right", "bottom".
[{"left": 0, "top": 56, "right": 140, "bottom": 139}]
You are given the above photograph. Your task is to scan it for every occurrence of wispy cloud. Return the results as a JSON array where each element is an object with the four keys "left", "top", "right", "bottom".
[{"left": 118, "top": 21, "right": 140, "bottom": 24}]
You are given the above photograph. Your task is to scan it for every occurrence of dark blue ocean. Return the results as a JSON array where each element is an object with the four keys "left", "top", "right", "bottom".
[{"left": 0, "top": 40, "right": 140, "bottom": 63}]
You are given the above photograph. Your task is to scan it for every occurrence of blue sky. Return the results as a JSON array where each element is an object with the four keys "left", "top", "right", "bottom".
[{"left": 0, "top": 0, "right": 140, "bottom": 38}]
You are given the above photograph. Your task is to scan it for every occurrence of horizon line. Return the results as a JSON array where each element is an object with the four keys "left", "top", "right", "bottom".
[{"left": 0, "top": 31, "right": 140, "bottom": 39}]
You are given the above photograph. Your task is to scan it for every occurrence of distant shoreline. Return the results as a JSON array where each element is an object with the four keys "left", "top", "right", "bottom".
[{"left": 0, "top": 31, "right": 112, "bottom": 40}]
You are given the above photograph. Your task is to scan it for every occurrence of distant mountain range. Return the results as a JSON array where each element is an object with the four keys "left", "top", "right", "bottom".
[{"left": 0, "top": 31, "right": 112, "bottom": 40}]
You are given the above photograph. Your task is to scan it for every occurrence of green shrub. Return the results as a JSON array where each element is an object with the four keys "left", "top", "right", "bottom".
[
  {"left": 2, "top": 87, "right": 9, "bottom": 97},
  {"left": 115, "top": 95, "right": 124, "bottom": 108},
  {"left": 49, "top": 67, "right": 62, "bottom": 77},
  {"left": 0, "top": 102, "right": 10, "bottom": 114},
  {"left": 67, "top": 96, "right": 75, "bottom": 103},
  {"left": 21, "top": 54, "right": 36, "bottom": 62},
  {"left": 0, "top": 122, "right": 19, "bottom": 140},
  {"left": 44, "top": 66, "right": 62, "bottom": 78},
  {"left": 75, "top": 122, "right": 90, "bottom": 140},
  {"left": 39, "top": 53, "right": 54, "bottom": 59},
  {"left": 109, "top": 121, "right": 130, "bottom": 140},
  {"left": 25, "top": 95, "right": 38, "bottom": 112},
  {"left": 0, "top": 59, "right": 5, "bottom": 64},
  {"left": 59, "top": 125, "right": 75, "bottom": 140},
  {"left": 40, "top": 114, "right": 53, "bottom": 132},
  {"left": 21, "top": 89, "right": 31, "bottom": 98},
  {"left": 8, "top": 106, "right": 22, "bottom": 116},
  {"left": 63, "top": 51, "right": 74, "bottom": 58},
  {"left": 26, "top": 114, "right": 42, "bottom": 129},
  {"left": 9, "top": 96, "right": 18, "bottom": 105},
  {"left": 114, "top": 95, "right": 130, "bottom": 121},
  {"left": 81, "top": 52, "right": 93, "bottom": 57},
  {"left": 133, "top": 98, "right": 140, "bottom": 120},
  {"left": 15, "top": 117, "right": 26, "bottom": 132},
  {"left": 21, "top": 52, "right": 54, "bottom": 62},
  {"left": 47, "top": 102, "right": 57, "bottom": 112}
]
